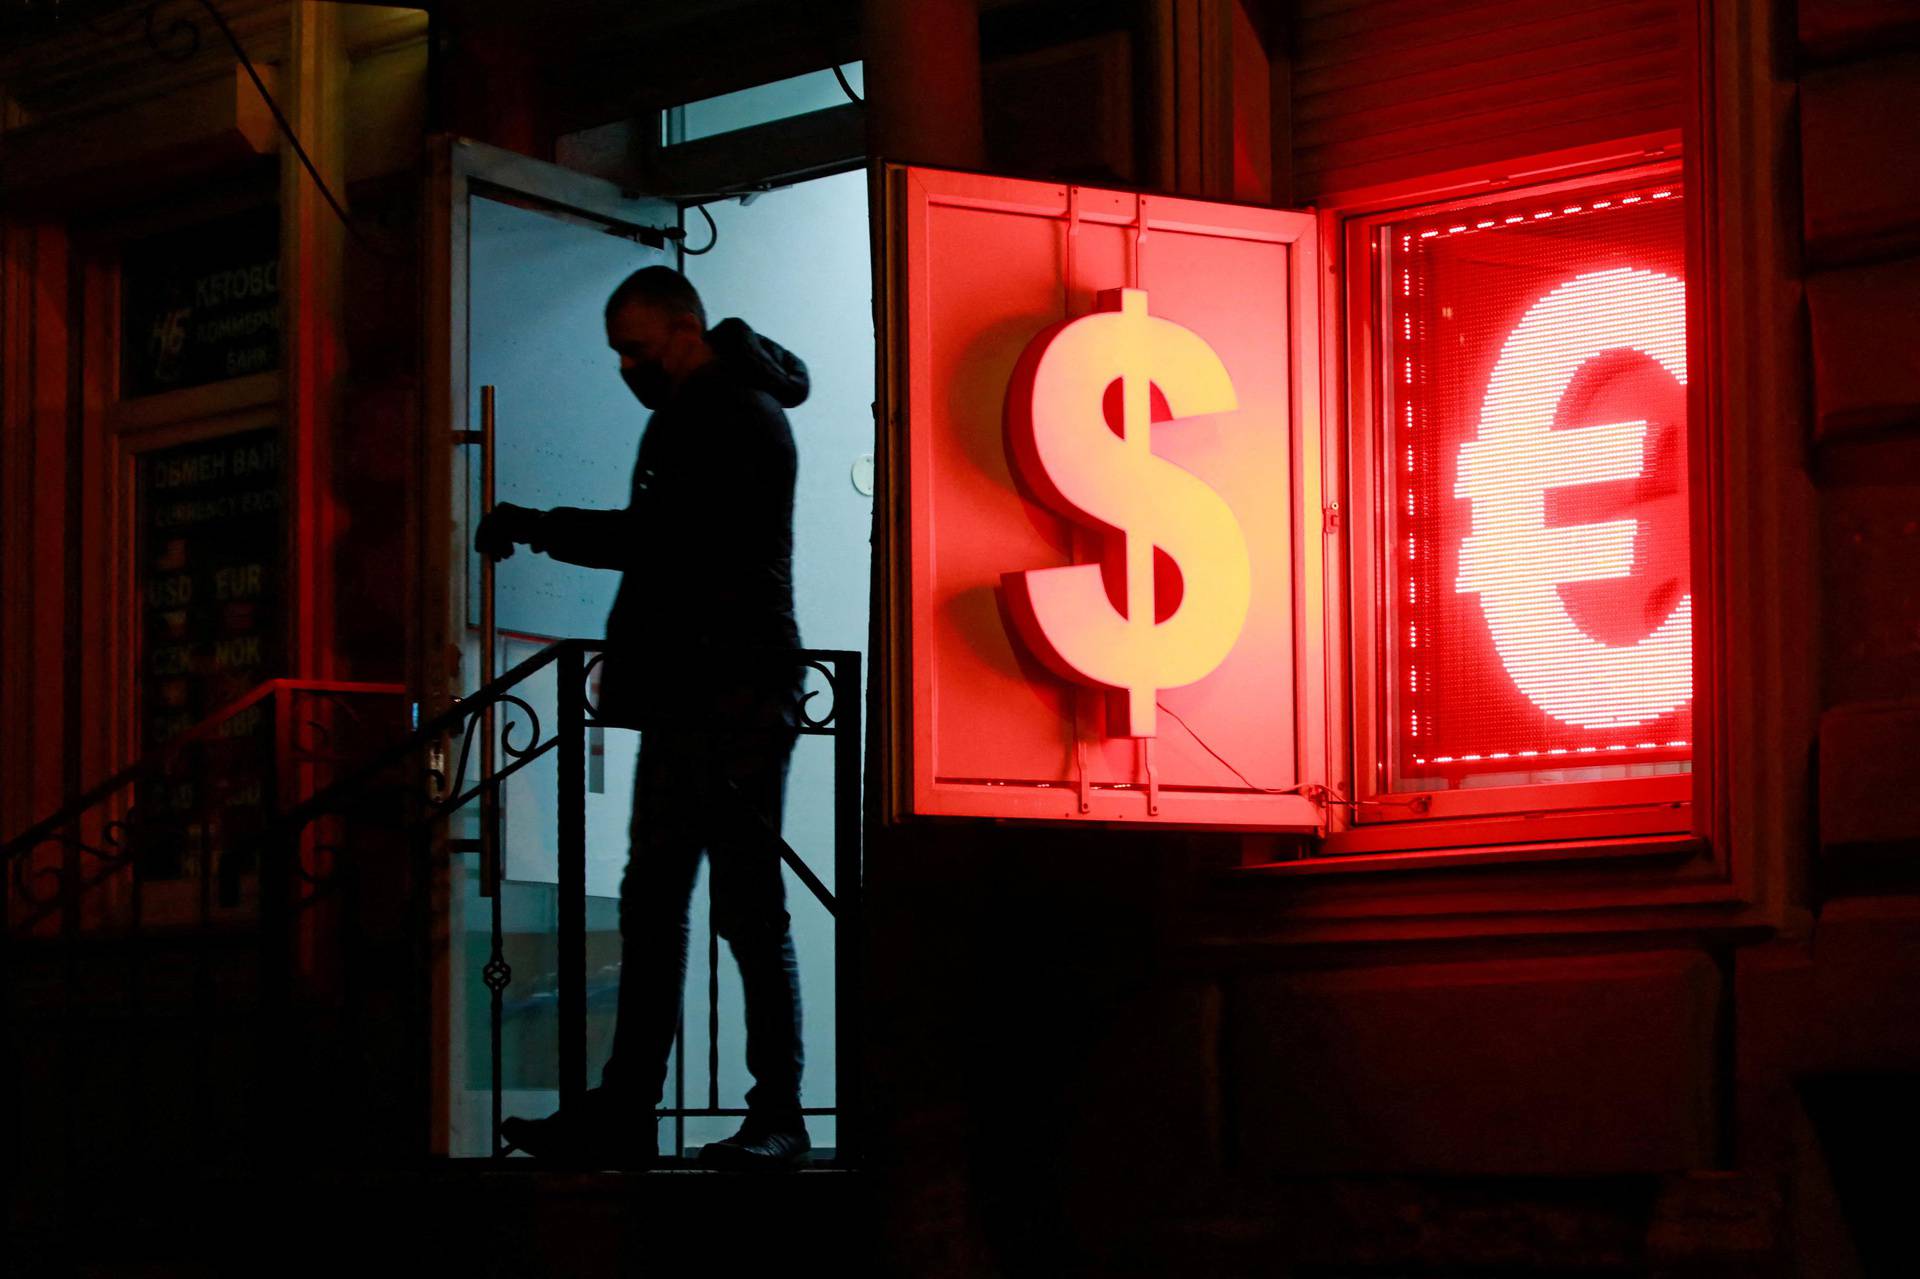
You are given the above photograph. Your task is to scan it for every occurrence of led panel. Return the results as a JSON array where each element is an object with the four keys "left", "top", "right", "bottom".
[{"left": 1381, "top": 174, "right": 1691, "bottom": 790}]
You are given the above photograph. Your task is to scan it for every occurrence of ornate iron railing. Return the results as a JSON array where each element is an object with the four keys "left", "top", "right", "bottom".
[
  {"left": 3, "top": 678, "right": 409, "bottom": 935},
  {"left": 460, "top": 642, "right": 861, "bottom": 1162},
  {"left": 4, "top": 640, "right": 863, "bottom": 1174},
  {"left": 2, "top": 677, "right": 411, "bottom": 1175}
]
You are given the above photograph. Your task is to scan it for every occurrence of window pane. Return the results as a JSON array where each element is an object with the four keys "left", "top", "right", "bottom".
[
  {"left": 663, "top": 63, "right": 864, "bottom": 145},
  {"left": 1379, "top": 171, "right": 1691, "bottom": 792}
]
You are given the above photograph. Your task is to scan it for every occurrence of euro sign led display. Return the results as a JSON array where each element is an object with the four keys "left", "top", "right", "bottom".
[{"left": 1385, "top": 178, "right": 1692, "bottom": 787}]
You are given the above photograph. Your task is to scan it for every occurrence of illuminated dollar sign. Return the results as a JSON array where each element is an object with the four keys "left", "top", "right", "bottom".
[
  {"left": 1455, "top": 267, "right": 1691, "bottom": 730},
  {"left": 1001, "top": 288, "right": 1251, "bottom": 738}
]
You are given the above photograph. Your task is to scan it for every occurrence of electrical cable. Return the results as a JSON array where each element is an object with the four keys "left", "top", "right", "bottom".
[
  {"left": 1155, "top": 700, "right": 1279, "bottom": 795},
  {"left": 197, "top": 0, "right": 389, "bottom": 258},
  {"left": 831, "top": 64, "right": 863, "bottom": 105},
  {"left": 1155, "top": 699, "right": 1431, "bottom": 814},
  {"left": 679, "top": 203, "right": 718, "bottom": 256}
]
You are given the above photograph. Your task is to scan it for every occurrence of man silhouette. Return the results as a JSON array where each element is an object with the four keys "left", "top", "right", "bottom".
[{"left": 476, "top": 265, "right": 809, "bottom": 1170}]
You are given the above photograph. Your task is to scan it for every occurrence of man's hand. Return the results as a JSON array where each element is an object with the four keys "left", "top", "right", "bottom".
[{"left": 475, "top": 502, "right": 543, "bottom": 561}]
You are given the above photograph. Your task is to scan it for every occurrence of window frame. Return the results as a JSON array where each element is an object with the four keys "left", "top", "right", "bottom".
[
  {"left": 1215, "top": 1, "right": 1810, "bottom": 939},
  {"left": 1313, "top": 130, "right": 1713, "bottom": 859}
]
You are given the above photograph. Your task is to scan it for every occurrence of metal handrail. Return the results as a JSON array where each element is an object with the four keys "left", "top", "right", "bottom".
[
  {"left": 275, "top": 639, "right": 846, "bottom": 912},
  {"left": 269, "top": 640, "right": 572, "bottom": 838},
  {"left": 1, "top": 677, "right": 406, "bottom": 864}
]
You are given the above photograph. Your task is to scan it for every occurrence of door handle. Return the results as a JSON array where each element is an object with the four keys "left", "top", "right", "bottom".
[
  {"left": 454, "top": 388, "right": 503, "bottom": 896},
  {"left": 478, "top": 384, "right": 500, "bottom": 898}
]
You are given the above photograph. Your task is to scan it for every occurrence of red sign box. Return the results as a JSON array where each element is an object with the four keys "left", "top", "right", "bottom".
[
  {"left": 879, "top": 165, "right": 1324, "bottom": 827},
  {"left": 1381, "top": 175, "right": 1692, "bottom": 790}
]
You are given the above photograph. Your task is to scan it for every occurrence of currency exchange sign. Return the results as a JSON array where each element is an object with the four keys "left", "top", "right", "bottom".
[{"left": 887, "top": 165, "right": 1322, "bottom": 827}]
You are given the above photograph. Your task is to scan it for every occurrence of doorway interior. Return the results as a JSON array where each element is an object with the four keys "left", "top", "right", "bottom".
[{"left": 448, "top": 166, "right": 873, "bottom": 1160}]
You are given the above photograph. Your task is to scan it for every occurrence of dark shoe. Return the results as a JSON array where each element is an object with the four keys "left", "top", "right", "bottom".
[
  {"left": 500, "top": 1088, "right": 655, "bottom": 1169},
  {"left": 696, "top": 1117, "right": 811, "bottom": 1171}
]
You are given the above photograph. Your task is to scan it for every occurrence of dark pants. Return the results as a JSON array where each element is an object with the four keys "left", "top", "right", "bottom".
[{"left": 600, "top": 722, "right": 803, "bottom": 1123}]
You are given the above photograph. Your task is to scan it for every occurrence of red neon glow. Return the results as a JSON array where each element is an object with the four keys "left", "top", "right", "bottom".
[
  {"left": 1387, "top": 178, "right": 1691, "bottom": 784},
  {"left": 894, "top": 166, "right": 1313, "bottom": 826},
  {"left": 1001, "top": 288, "right": 1250, "bottom": 738}
]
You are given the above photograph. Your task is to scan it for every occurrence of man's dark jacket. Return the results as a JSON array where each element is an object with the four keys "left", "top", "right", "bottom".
[{"left": 531, "top": 318, "right": 806, "bottom": 729}]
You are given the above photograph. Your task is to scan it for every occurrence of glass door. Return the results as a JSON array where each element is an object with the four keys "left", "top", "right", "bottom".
[
  {"left": 425, "top": 138, "right": 871, "bottom": 1162},
  {"left": 426, "top": 138, "right": 677, "bottom": 1157}
]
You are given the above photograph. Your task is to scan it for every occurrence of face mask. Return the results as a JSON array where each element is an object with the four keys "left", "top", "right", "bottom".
[{"left": 622, "top": 361, "right": 673, "bottom": 409}]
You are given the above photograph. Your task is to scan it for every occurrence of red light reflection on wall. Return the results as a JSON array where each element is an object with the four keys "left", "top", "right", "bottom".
[{"left": 1388, "top": 182, "right": 1692, "bottom": 784}]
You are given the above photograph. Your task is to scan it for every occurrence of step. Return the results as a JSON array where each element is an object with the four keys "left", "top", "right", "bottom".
[{"left": 15, "top": 1160, "right": 873, "bottom": 1277}]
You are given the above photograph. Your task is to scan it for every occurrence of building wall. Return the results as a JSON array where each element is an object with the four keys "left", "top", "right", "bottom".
[
  {"left": 863, "top": 1, "right": 1913, "bottom": 1274},
  {"left": 5, "top": 1, "right": 1919, "bottom": 1273}
]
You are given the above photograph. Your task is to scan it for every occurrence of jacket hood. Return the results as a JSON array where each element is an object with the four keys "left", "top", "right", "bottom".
[{"left": 706, "top": 317, "right": 810, "bottom": 408}]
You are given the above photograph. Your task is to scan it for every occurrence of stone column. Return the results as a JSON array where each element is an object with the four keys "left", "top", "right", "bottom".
[{"left": 861, "top": 0, "right": 984, "bottom": 170}]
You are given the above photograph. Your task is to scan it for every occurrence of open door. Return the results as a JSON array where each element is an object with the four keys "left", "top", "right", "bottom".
[
  {"left": 422, "top": 137, "right": 680, "bottom": 1157},
  {"left": 421, "top": 138, "right": 870, "bottom": 1162}
]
